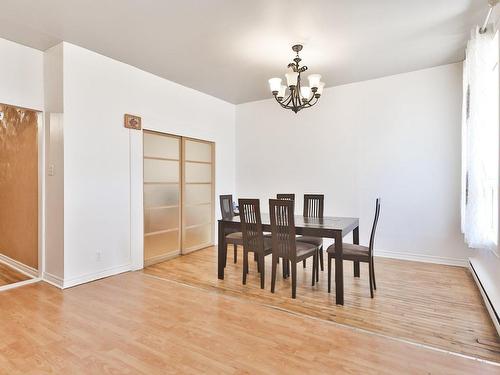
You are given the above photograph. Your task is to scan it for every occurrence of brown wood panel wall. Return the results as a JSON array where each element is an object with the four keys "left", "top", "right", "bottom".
[{"left": 0, "top": 104, "right": 38, "bottom": 269}]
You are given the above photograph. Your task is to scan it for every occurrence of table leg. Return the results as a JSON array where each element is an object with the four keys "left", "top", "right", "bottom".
[
  {"left": 335, "top": 232, "right": 344, "bottom": 305},
  {"left": 218, "top": 221, "right": 227, "bottom": 280},
  {"left": 353, "top": 226, "right": 360, "bottom": 278}
]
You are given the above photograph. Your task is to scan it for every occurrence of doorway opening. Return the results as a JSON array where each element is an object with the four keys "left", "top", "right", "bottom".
[{"left": 0, "top": 103, "right": 41, "bottom": 290}]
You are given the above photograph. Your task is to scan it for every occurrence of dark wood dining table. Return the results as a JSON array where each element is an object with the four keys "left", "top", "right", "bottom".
[{"left": 218, "top": 214, "right": 360, "bottom": 305}]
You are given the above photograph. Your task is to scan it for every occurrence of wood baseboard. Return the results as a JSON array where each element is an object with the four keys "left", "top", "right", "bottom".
[
  {"left": 62, "top": 264, "right": 131, "bottom": 288},
  {"left": 374, "top": 249, "right": 468, "bottom": 267},
  {"left": 0, "top": 253, "right": 38, "bottom": 278},
  {"left": 42, "top": 272, "right": 64, "bottom": 289}
]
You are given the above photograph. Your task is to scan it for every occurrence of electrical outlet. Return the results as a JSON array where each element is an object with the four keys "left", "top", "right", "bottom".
[{"left": 48, "top": 164, "right": 55, "bottom": 176}]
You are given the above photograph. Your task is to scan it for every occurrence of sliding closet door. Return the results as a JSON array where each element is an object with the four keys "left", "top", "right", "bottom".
[
  {"left": 143, "top": 131, "right": 181, "bottom": 265},
  {"left": 182, "top": 138, "right": 215, "bottom": 253}
]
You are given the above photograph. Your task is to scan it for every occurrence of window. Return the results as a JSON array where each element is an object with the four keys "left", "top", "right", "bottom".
[{"left": 461, "top": 28, "right": 500, "bottom": 253}]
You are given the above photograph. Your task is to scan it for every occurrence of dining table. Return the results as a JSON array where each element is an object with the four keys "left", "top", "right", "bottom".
[{"left": 217, "top": 214, "right": 360, "bottom": 305}]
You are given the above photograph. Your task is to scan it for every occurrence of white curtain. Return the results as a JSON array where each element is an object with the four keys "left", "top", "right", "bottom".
[{"left": 461, "top": 27, "right": 499, "bottom": 251}]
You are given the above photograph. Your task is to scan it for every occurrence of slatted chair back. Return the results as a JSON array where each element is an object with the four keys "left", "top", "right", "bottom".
[
  {"left": 238, "top": 199, "right": 265, "bottom": 255},
  {"left": 368, "top": 198, "right": 381, "bottom": 256},
  {"left": 303, "top": 194, "right": 324, "bottom": 218},
  {"left": 276, "top": 193, "right": 295, "bottom": 201},
  {"left": 220, "top": 194, "right": 235, "bottom": 220},
  {"left": 269, "top": 199, "right": 297, "bottom": 262}
]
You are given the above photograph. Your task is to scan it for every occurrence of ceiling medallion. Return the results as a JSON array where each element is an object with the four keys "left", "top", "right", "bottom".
[{"left": 268, "top": 44, "right": 325, "bottom": 113}]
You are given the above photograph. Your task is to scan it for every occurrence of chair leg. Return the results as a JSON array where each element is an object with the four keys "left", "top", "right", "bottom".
[
  {"left": 291, "top": 262, "right": 297, "bottom": 299},
  {"left": 242, "top": 250, "right": 248, "bottom": 285},
  {"left": 371, "top": 260, "right": 377, "bottom": 290},
  {"left": 271, "top": 255, "right": 278, "bottom": 293},
  {"left": 259, "top": 254, "right": 265, "bottom": 289},
  {"left": 312, "top": 254, "right": 316, "bottom": 286},
  {"left": 303, "top": 259, "right": 306, "bottom": 268},
  {"left": 316, "top": 250, "right": 319, "bottom": 282},
  {"left": 354, "top": 261, "right": 360, "bottom": 277},
  {"left": 327, "top": 254, "right": 332, "bottom": 293},
  {"left": 282, "top": 258, "right": 287, "bottom": 279},
  {"left": 319, "top": 246, "right": 324, "bottom": 271},
  {"left": 233, "top": 244, "right": 237, "bottom": 264},
  {"left": 369, "top": 259, "right": 374, "bottom": 298}
]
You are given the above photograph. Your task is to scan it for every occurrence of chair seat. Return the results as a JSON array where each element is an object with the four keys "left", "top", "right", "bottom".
[
  {"left": 326, "top": 243, "right": 370, "bottom": 260},
  {"left": 297, "top": 236, "right": 323, "bottom": 247},
  {"left": 225, "top": 232, "right": 243, "bottom": 245},
  {"left": 295, "top": 241, "right": 318, "bottom": 261}
]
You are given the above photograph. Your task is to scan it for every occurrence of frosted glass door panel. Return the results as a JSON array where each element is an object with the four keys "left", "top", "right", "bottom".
[
  {"left": 185, "top": 204, "right": 211, "bottom": 227},
  {"left": 143, "top": 131, "right": 181, "bottom": 265},
  {"left": 144, "top": 207, "right": 179, "bottom": 233},
  {"left": 143, "top": 184, "right": 179, "bottom": 207},
  {"left": 144, "top": 159, "right": 179, "bottom": 183},
  {"left": 184, "top": 184, "right": 211, "bottom": 205},
  {"left": 185, "top": 139, "right": 211, "bottom": 162},
  {"left": 182, "top": 138, "right": 214, "bottom": 252},
  {"left": 144, "top": 133, "right": 179, "bottom": 159},
  {"left": 185, "top": 162, "right": 212, "bottom": 183},
  {"left": 144, "top": 230, "right": 179, "bottom": 259},
  {"left": 184, "top": 224, "right": 211, "bottom": 250}
]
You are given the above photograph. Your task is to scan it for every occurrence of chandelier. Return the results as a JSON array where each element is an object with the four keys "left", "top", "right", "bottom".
[{"left": 268, "top": 44, "right": 325, "bottom": 113}]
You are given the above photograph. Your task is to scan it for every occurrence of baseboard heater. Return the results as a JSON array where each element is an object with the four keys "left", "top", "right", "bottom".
[{"left": 469, "top": 256, "right": 500, "bottom": 336}]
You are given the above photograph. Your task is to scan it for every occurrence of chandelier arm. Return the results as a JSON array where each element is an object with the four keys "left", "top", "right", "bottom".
[
  {"left": 274, "top": 95, "right": 294, "bottom": 110},
  {"left": 280, "top": 92, "right": 294, "bottom": 108},
  {"left": 302, "top": 96, "right": 319, "bottom": 108},
  {"left": 303, "top": 95, "right": 318, "bottom": 107}
]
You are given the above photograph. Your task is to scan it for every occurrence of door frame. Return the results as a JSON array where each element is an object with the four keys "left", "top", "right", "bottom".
[
  {"left": 132, "top": 128, "right": 216, "bottom": 270},
  {"left": 0, "top": 103, "right": 44, "bottom": 291}
]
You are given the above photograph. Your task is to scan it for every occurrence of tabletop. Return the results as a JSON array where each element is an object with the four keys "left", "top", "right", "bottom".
[{"left": 220, "top": 214, "right": 359, "bottom": 236}]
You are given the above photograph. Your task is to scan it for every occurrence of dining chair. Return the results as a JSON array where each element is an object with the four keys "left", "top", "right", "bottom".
[
  {"left": 327, "top": 198, "right": 381, "bottom": 298},
  {"left": 297, "top": 194, "right": 325, "bottom": 271},
  {"left": 219, "top": 194, "right": 242, "bottom": 264},
  {"left": 239, "top": 199, "right": 273, "bottom": 289},
  {"left": 269, "top": 199, "right": 319, "bottom": 299}
]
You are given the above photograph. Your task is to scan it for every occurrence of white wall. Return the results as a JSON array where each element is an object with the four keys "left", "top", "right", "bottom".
[
  {"left": 62, "top": 43, "right": 235, "bottom": 286},
  {"left": 235, "top": 63, "right": 472, "bottom": 265},
  {"left": 0, "top": 37, "right": 43, "bottom": 110},
  {"left": 43, "top": 44, "right": 65, "bottom": 284}
]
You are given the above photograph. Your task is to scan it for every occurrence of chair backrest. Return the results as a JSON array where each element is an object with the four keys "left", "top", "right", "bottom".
[
  {"left": 220, "top": 194, "right": 235, "bottom": 219},
  {"left": 269, "top": 199, "right": 297, "bottom": 261},
  {"left": 277, "top": 193, "right": 295, "bottom": 201},
  {"left": 368, "top": 198, "right": 381, "bottom": 255},
  {"left": 239, "top": 199, "right": 265, "bottom": 254},
  {"left": 303, "top": 194, "right": 324, "bottom": 218}
]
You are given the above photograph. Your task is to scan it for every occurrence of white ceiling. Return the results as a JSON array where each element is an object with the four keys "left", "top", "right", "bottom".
[{"left": 0, "top": 0, "right": 491, "bottom": 104}]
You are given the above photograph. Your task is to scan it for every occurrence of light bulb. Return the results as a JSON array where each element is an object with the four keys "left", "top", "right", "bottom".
[
  {"left": 308, "top": 74, "right": 322, "bottom": 89},
  {"left": 316, "top": 82, "right": 325, "bottom": 96},
  {"left": 268, "top": 78, "right": 282, "bottom": 94},
  {"left": 277, "top": 85, "right": 287, "bottom": 99},
  {"left": 300, "top": 86, "right": 311, "bottom": 100},
  {"left": 285, "top": 72, "right": 299, "bottom": 87}
]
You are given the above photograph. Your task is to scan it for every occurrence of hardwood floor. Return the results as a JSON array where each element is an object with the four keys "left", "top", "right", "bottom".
[
  {"left": 145, "top": 246, "right": 500, "bottom": 363},
  {"left": 0, "top": 273, "right": 499, "bottom": 374},
  {"left": 0, "top": 262, "right": 30, "bottom": 287}
]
